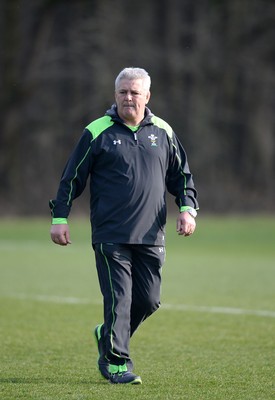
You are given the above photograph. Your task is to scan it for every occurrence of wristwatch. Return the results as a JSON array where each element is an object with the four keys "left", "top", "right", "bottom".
[{"left": 182, "top": 207, "right": 197, "bottom": 218}]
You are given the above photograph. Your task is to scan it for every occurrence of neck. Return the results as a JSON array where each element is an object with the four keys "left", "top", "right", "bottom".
[{"left": 124, "top": 120, "right": 141, "bottom": 126}]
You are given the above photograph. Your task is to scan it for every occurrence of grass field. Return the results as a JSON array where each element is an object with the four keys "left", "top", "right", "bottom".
[{"left": 0, "top": 216, "right": 274, "bottom": 399}]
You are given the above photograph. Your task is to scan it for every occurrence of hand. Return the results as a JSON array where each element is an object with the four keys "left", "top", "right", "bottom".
[
  {"left": 176, "top": 212, "right": 196, "bottom": 236},
  {"left": 50, "top": 224, "right": 72, "bottom": 246}
]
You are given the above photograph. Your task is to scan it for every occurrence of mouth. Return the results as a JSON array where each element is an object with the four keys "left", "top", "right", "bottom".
[{"left": 123, "top": 103, "right": 134, "bottom": 108}]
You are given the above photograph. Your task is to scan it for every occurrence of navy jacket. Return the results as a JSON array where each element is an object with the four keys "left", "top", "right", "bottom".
[{"left": 50, "top": 105, "right": 198, "bottom": 245}]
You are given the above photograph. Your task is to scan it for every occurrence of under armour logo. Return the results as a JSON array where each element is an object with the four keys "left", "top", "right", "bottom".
[
  {"left": 158, "top": 247, "right": 164, "bottom": 253},
  {"left": 113, "top": 139, "right": 122, "bottom": 145}
]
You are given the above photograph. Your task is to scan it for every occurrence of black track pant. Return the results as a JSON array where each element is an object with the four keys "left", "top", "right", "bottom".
[{"left": 93, "top": 243, "right": 165, "bottom": 365}]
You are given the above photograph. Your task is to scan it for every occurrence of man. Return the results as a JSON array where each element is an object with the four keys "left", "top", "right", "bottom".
[{"left": 49, "top": 67, "right": 198, "bottom": 385}]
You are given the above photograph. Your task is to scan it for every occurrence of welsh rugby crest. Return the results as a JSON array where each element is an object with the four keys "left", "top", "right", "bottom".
[{"left": 148, "top": 134, "right": 158, "bottom": 146}]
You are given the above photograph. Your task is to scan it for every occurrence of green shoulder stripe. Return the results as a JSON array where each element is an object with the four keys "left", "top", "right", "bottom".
[
  {"left": 86, "top": 116, "right": 114, "bottom": 139},
  {"left": 151, "top": 116, "right": 173, "bottom": 139}
]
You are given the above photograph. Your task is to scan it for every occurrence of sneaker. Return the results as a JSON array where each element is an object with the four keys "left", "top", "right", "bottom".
[
  {"left": 94, "top": 324, "right": 109, "bottom": 379},
  {"left": 109, "top": 363, "right": 142, "bottom": 385},
  {"left": 127, "top": 359, "right": 134, "bottom": 372}
]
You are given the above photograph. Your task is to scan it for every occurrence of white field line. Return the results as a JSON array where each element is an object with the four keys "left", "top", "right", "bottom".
[
  {"left": 5, "top": 293, "right": 99, "bottom": 305},
  {"left": 3, "top": 293, "right": 275, "bottom": 318},
  {"left": 161, "top": 303, "right": 275, "bottom": 318}
]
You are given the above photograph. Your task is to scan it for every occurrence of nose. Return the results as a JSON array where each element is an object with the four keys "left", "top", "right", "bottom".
[{"left": 125, "top": 91, "right": 133, "bottom": 100}]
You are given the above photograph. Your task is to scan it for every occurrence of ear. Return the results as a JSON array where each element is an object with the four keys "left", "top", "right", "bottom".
[{"left": 145, "top": 91, "right": 151, "bottom": 104}]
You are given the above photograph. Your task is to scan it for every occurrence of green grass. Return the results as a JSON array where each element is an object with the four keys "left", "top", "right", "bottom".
[{"left": 0, "top": 216, "right": 275, "bottom": 399}]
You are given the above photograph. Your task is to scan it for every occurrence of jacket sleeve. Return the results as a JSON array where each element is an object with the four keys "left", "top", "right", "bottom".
[
  {"left": 49, "top": 129, "right": 93, "bottom": 219},
  {"left": 166, "top": 131, "right": 199, "bottom": 211}
]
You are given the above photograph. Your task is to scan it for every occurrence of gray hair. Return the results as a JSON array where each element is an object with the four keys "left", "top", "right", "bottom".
[{"left": 115, "top": 67, "right": 151, "bottom": 92}]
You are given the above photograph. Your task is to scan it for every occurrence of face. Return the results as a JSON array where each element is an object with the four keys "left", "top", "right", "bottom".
[{"left": 115, "top": 79, "right": 151, "bottom": 126}]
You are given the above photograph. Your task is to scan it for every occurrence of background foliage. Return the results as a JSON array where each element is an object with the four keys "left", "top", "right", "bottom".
[{"left": 1, "top": 0, "right": 275, "bottom": 215}]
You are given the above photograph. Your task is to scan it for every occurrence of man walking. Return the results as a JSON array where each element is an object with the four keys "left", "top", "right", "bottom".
[{"left": 50, "top": 67, "right": 198, "bottom": 384}]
